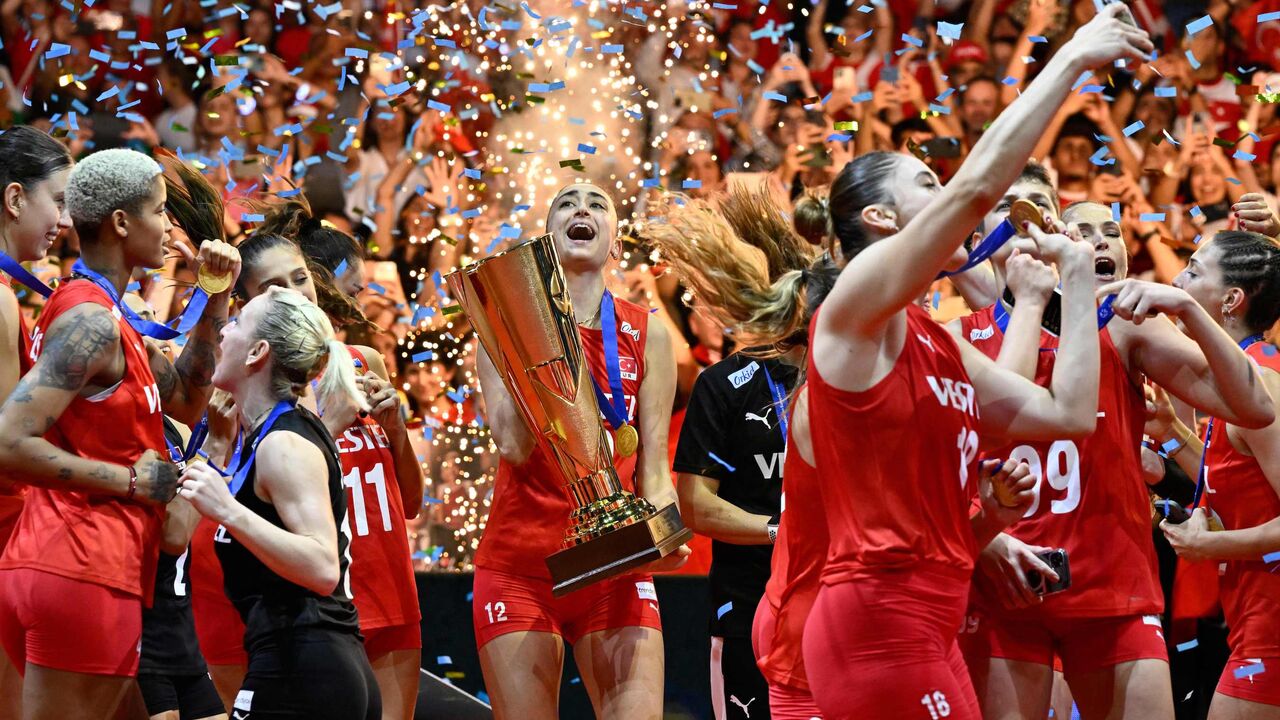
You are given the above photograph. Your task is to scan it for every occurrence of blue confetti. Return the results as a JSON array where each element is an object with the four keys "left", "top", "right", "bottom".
[
  {"left": 1234, "top": 150, "right": 1256, "bottom": 162},
  {"left": 1190, "top": 206, "right": 1203, "bottom": 219},
  {"left": 241, "top": 213, "right": 265, "bottom": 222},
  {"left": 1139, "top": 213, "right": 1166, "bottom": 222},
  {"left": 717, "top": 602, "right": 733, "bottom": 619},
  {"left": 708, "top": 452, "right": 735, "bottom": 472},
  {"left": 763, "top": 90, "right": 787, "bottom": 102},
  {"left": 367, "top": 282, "right": 386, "bottom": 295},
  {"left": 1235, "top": 661, "right": 1266, "bottom": 679},
  {"left": 1264, "top": 551, "right": 1280, "bottom": 563},
  {"left": 1186, "top": 15, "right": 1213, "bottom": 36},
  {"left": 851, "top": 91, "right": 873, "bottom": 103},
  {"left": 424, "top": 496, "right": 443, "bottom": 505},
  {"left": 936, "top": 21, "right": 963, "bottom": 40},
  {"left": 45, "top": 42, "right": 70, "bottom": 59},
  {"left": 1185, "top": 50, "right": 1201, "bottom": 71},
  {"left": 412, "top": 350, "right": 435, "bottom": 363},
  {"left": 437, "top": 655, "right": 452, "bottom": 665},
  {"left": 901, "top": 33, "right": 923, "bottom": 47},
  {"left": 1089, "top": 147, "right": 1115, "bottom": 166},
  {"left": 1261, "top": 11, "right": 1280, "bottom": 23},
  {"left": 682, "top": 179, "right": 701, "bottom": 189},
  {"left": 1122, "top": 120, "right": 1145, "bottom": 137},
  {"left": 1176, "top": 639, "right": 1199, "bottom": 652},
  {"left": 601, "top": 43, "right": 623, "bottom": 53},
  {"left": 1029, "top": 35, "right": 1047, "bottom": 44},
  {"left": 577, "top": 143, "right": 596, "bottom": 154},
  {"left": 1111, "top": 202, "right": 1121, "bottom": 222},
  {"left": 1154, "top": 86, "right": 1177, "bottom": 98}
]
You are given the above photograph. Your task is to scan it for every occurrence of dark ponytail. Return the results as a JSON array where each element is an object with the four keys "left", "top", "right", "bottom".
[
  {"left": 1212, "top": 231, "right": 1280, "bottom": 334},
  {"left": 792, "top": 192, "right": 830, "bottom": 247},
  {"left": 246, "top": 196, "right": 378, "bottom": 333},
  {"left": 827, "top": 151, "right": 901, "bottom": 262},
  {"left": 0, "top": 126, "right": 72, "bottom": 191}
]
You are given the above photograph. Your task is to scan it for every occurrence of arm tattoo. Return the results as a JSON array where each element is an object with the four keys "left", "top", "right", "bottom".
[
  {"left": 152, "top": 354, "right": 180, "bottom": 403},
  {"left": 35, "top": 308, "right": 118, "bottom": 391},
  {"left": 145, "top": 460, "right": 180, "bottom": 503}
]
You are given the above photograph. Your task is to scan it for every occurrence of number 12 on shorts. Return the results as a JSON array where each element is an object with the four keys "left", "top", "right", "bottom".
[{"left": 921, "top": 691, "right": 951, "bottom": 719}]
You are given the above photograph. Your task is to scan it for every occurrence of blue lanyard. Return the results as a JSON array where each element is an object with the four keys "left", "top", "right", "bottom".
[
  {"left": 588, "top": 290, "right": 629, "bottom": 432},
  {"left": 166, "top": 415, "right": 209, "bottom": 465},
  {"left": 762, "top": 364, "right": 789, "bottom": 444},
  {"left": 0, "top": 251, "right": 53, "bottom": 298},
  {"left": 936, "top": 219, "right": 1016, "bottom": 279},
  {"left": 992, "top": 293, "right": 1118, "bottom": 335},
  {"left": 1192, "top": 334, "right": 1266, "bottom": 509},
  {"left": 71, "top": 259, "right": 212, "bottom": 340},
  {"left": 228, "top": 401, "right": 294, "bottom": 495}
]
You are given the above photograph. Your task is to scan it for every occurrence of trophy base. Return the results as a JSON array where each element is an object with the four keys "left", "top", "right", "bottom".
[{"left": 546, "top": 503, "right": 694, "bottom": 597}]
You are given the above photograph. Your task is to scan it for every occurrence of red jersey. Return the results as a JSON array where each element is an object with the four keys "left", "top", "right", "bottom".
[
  {"left": 0, "top": 274, "right": 33, "bottom": 549},
  {"left": 336, "top": 346, "right": 420, "bottom": 630},
  {"left": 809, "top": 305, "right": 980, "bottom": 586},
  {"left": 758, "top": 408, "right": 825, "bottom": 692},
  {"left": 1203, "top": 341, "right": 1280, "bottom": 658},
  {"left": 959, "top": 305, "right": 1160, "bottom": 619},
  {"left": 0, "top": 280, "right": 166, "bottom": 600},
  {"left": 476, "top": 296, "right": 649, "bottom": 579}
]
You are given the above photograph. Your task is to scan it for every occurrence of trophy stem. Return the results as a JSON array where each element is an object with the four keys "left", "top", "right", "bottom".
[{"left": 563, "top": 489, "right": 656, "bottom": 547}]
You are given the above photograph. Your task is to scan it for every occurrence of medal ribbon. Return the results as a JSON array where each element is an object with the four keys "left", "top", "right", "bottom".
[
  {"left": 228, "top": 400, "right": 294, "bottom": 495},
  {"left": 72, "top": 259, "right": 213, "bottom": 340},
  {"left": 762, "top": 365, "right": 789, "bottom": 445},
  {"left": 936, "top": 219, "right": 1016, "bottom": 279},
  {"left": 1192, "top": 334, "right": 1266, "bottom": 509},
  {"left": 0, "top": 251, "right": 53, "bottom": 298},
  {"left": 589, "top": 290, "right": 630, "bottom": 433},
  {"left": 165, "top": 414, "right": 210, "bottom": 465}
]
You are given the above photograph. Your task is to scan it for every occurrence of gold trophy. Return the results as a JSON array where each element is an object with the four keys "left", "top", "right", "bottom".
[{"left": 447, "top": 235, "right": 693, "bottom": 596}]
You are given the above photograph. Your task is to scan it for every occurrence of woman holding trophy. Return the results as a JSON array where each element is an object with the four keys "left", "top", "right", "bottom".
[{"left": 469, "top": 182, "right": 690, "bottom": 719}]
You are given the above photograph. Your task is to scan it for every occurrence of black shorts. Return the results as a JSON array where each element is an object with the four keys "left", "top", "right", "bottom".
[
  {"left": 137, "top": 671, "right": 226, "bottom": 719},
  {"left": 233, "top": 631, "right": 380, "bottom": 720}
]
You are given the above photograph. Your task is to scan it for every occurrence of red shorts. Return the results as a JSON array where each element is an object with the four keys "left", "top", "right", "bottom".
[
  {"left": 0, "top": 568, "right": 142, "bottom": 676},
  {"left": 801, "top": 565, "right": 981, "bottom": 720},
  {"left": 987, "top": 612, "right": 1168, "bottom": 675},
  {"left": 471, "top": 567, "right": 662, "bottom": 648},
  {"left": 958, "top": 610, "right": 1065, "bottom": 678},
  {"left": 363, "top": 622, "right": 422, "bottom": 663},
  {"left": 191, "top": 582, "right": 247, "bottom": 666},
  {"left": 1218, "top": 657, "right": 1280, "bottom": 706}
]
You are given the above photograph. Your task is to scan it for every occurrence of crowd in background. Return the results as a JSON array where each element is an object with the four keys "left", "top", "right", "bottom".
[{"left": 0, "top": 0, "right": 1277, "bottom": 574}]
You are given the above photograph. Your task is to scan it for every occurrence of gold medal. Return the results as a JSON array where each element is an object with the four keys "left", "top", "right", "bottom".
[
  {"left": 1009, "top": 198, "right": 1048, "bottom": 237},
  {"left": 615, "top": 424, "right": 639, "bottom": 457},
  {"left": 992, "top": 479, "right": 1020, "bottom": 508},
  {"left": 196, "top": 265, "right": 232, "bottom": 295}
]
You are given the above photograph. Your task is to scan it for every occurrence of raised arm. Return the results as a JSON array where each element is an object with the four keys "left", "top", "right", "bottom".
[
  {"left": 150, "top": 240, "right": 241, "bottom": 427},
  {"left": 476, "top": 345, "right": 536, "bottom": 464},
  {"left": 821, "top": 7, "right": 1151, "bottom": 337},
  {"left": 1106, "top": 280, "right": 1276, "bottom": 429},
  {"left": 962, "top": 228, "right": 1100, "bottom": 441},
  {"left": 994, "top": 251, "right": 1056, "bottom": 378}
]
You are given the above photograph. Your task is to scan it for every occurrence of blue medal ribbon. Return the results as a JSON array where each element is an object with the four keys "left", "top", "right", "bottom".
[
  {"left": 762, "top": 365, "right": 790, "bottom": 444},
  {"left": 1192, "top": 334, "right": 1266, "bottom": 509},
  {"left": 588, "top": 290, "right": 630, "bottom": 433},
  {"left": 936, "top": 219, "right": 1016, "bottom": 279},
  {"left": 992, "top": 293, "right": 1118, "bottom": 336},
  {"left": 71, "top": 259, "right": 213, "bottom": 340},
  {"left": 166, "top": 414, "right": 210, "bottom": 465},
  {"left": 228, "top": 400, "right": 294, "bottom": 495},
  {"left": 0, "top": 251, "right": 53, "bottom": 298}
]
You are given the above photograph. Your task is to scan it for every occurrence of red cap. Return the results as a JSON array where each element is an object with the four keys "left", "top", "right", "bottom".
[{"left": 945, "top": 41, "right": 989, "bottom": 72}]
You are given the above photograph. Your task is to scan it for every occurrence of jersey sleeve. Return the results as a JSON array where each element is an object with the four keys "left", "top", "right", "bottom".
[{"left": 673, "top": 368, "right": 733, "bottom": 481}]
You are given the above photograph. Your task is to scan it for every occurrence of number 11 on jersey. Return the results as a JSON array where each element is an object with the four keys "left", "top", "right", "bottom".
[{"left": 342, "top": 463, "right": 393, "bottom": 536}]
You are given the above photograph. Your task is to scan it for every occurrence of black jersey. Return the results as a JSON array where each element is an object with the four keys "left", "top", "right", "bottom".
[
  {"left": 139, "top": 418, "right": 208, "bottom": 676},
  {"left": 214, "top": 406, "right": 360, "bottom": 651},
  {"left": 673, "top": 353, "right": 796, "bottom": 637}
]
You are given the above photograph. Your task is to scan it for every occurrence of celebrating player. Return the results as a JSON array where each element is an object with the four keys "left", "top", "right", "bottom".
[
  {"left": 1150, "top": 231, "right": 1280, "bottom": 719},
  {"left": 0, "top": 148, "right": 236, "bottom": 719},
  {"left": 0, "top": 126, "right": 72, "bottom": 718},
  {"left": 178, "top": 286, "right": 380, "bottom": 720},
  {"left": 472, "top": 182, "right": 688, "bottom": 719}
]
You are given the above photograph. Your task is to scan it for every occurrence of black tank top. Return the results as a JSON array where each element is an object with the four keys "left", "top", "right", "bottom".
[
  {"left": 214, "top": 406, "right": 360, "bottom": 649},
  {"left": 139, "top": 418, "right": 208, "bottom": 675}
]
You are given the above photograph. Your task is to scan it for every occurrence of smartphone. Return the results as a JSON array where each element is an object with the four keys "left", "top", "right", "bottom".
[
  {"left": 1105, "top": 0, "right": 1139, "bottom": 29},
  {"left": 801, "top": 142, "right": 833, "bottom": 168},
  {"left": 921, "top": 137, "right": 962, "bottom": 159},
  {"left": 833, "top": 66, "right": 856, "bottom": 92},
  {"left": 880, "top": 65, "right": 900, "bottom": 84},
  {"left": 1154, "top": 499, "right": 1191, "bottom": 524},
  {"left": 1026, "top": 549, "right": 1071, "bottom": 596}
]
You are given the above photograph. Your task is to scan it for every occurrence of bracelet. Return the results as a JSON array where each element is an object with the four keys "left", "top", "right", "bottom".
[{"left": 127, "top": 466, "right": 138, "bottom": 499}]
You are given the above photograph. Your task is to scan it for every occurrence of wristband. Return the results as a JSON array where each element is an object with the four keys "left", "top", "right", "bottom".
[
  {"left": 127, "top": 466, "right": 138, "bottom": 499},
  {"left": 767, "top": 513, "right": 780, "bottom": 544}
]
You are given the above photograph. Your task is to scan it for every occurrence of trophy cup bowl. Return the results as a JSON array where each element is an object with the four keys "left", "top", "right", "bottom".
[{"left": 446, "top": 235, "right": 692, "bottom": 596}]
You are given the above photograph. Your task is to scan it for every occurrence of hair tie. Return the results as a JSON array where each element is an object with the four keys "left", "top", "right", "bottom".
[{"left": 300, "top": 215, "right": 322, "bottom": 234}]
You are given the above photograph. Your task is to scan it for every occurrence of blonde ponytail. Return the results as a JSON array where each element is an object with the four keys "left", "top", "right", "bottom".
[
  {"left": 255, "top": 288, "right": 367, "bottom": 412},
  {"left": 643, "top": 196, "right": 812, "bottom": 354}
]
